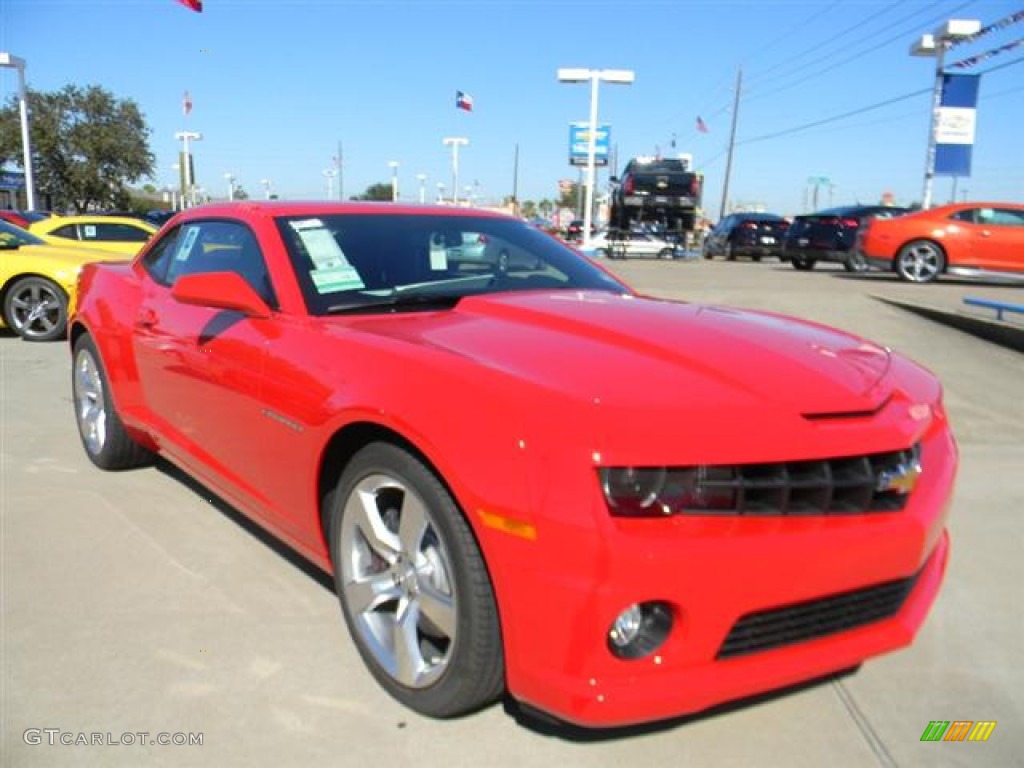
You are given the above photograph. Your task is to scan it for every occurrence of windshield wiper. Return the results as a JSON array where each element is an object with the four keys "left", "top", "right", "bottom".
[{"left": 325, "top": 293, "right": 464, "bottom": 315}]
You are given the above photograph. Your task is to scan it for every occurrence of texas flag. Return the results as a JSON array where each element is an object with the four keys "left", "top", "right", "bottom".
[
  {"left": 177, "top": 0, "right": 203, "bottom": 11},
  {"left": 456, "top": 91, "right": 474, "bottom": 112}
]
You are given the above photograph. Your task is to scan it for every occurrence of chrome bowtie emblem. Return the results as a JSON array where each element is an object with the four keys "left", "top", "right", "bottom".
[{"left": 877, "top": 460, "right": 923, "bottom": 495}]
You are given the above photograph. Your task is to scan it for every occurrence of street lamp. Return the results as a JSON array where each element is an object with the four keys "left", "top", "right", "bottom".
[
  {"left": 224, "top": 172, "right": 236, "bottom": 201},
  {"left": 442, "top": 137, "right": 468, "bottom": 207},
  {"left": 259, "top": 178, "right": 272, "bottom": 200},
  {"left": 557, "top": 67, "right": 635, "bottom": 249},
  {"left": 0, "top": 52, "right": 36, "bottom": 210},
  {"left": 911, "top": 18, "right": 980, "bottom": 209},
  {"left": 416, "top": 173, "right": 427, "bottom": 204},
  {"left": 436, "top": 182, "right": 445, "bottom": 204},
  {"left": 323, "top": 169, "right": 336, "bottom": 199},
  {"left": 174, "top": 130, "right": 202, "bottom": 207},
  {"left": 388, "top": 160, "right": 400, "bottom": 202}
]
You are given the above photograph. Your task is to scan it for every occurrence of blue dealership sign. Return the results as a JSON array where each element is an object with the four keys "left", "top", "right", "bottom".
[
  {"left": 934, "top": 74, "right": 980, "bottom": 177},
  {"left": 0, "top": 169, "right": 25, "bottom": 191},
  {"left": 568, "top": 123, "right": 611, "bottom": 167}
]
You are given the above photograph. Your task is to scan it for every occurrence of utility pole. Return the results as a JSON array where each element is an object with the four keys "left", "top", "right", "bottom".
[
  {"left": 512, "top": 143, "right": 520, "bottom": 216},
  {"left": 718, "top": 67, "right": 742, "bottom": 221}
]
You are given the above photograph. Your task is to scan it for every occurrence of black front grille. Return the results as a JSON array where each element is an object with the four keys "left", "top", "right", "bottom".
[
  {"left": 717, "top": 571, "right": 920, "bottom": 659},
  {"left": 685, "top": 445, "right": 920, "bottom": 516}
]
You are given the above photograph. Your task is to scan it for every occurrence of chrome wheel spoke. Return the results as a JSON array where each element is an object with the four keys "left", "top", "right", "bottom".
[
  {"left": 417, "top": 581, "right": 456, "bottom": 638},
  {"left": 397, "top": 493, "right": 429, "bottom": 556},
  {"left": 344, "top": 569, "right": 403, "bottom": 616},
  {"left": 392, "top": 599, "right": 427, "bottom": 686},
  {"left": 347, "top": 484, "right": 401, "bottom": 561}
]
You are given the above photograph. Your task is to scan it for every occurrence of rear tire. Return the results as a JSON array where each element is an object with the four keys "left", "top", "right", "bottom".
[
  {"left": 329, "top": 442, "right": 504, "bottom": 718},
  {"left": 658, "top": 248, "right": 675, "bottom": 260},
  {"left": 792, "top": 257, "right": 816, "bottom": 271},
  {"left": 72, "top": 334, "right": 153, "bottom": 470}
]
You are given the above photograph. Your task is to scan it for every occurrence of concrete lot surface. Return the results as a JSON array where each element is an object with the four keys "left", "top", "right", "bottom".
[{"left": 2, "top": 259, "right": 1021, "bottom": 767}]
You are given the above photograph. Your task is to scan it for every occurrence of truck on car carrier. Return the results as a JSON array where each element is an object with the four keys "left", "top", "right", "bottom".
[{"left": 609, "top": 156, "right": 703, "bottom": 240}]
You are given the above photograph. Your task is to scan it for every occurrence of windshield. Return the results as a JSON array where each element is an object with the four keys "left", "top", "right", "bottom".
[
  {"left": 0, "top": 219, "right": 48, "bottom": 248},
  {"left": 275, "top": 213, "right": 630, "bottom": 314}
]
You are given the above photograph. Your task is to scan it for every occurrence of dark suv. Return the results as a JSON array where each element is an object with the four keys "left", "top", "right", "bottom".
[{"left": 782, "top": 205, "right": 910, "bottom": 272}]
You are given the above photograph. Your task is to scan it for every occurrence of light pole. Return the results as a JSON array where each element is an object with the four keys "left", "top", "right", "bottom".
[
  {"left": 0, "top": 52, "right": 36, "bottom": 210},
  {"left": 436, "top": 182, "right": 445, "bottom": 204},
  {"left": 557, "top": 67, "right": 635, "bottom": 249},
  {"left": 259, "top": 178, "right": 272, "bottom": 200},
  {"left": 416, "top": 173, "right": 427, "bottom": 204},
  {"left": 442, "top": 137, "right": 468, "bottom": 207},
  {"left": 174, "top": 130, "right": 202, "bottom": 207},
  {"left": 388, "top": 160, "right": 400, "bottom": 202},
  {"left": 323, "top": 169, "right": 336, "bottom": 199},
  {"left": 224, "top": 172, "right": 236, "bottom": 201},
  {"left": 911, "top": 18, "right": 980, "bottom": 209}
]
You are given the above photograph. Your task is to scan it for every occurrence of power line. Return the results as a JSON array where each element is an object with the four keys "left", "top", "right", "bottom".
[
  {"left": 738, "top": 88, "right": 931, "bottom": 146},
  {"left": 745, "top": 0, "right": 981, "bottom": 102}
]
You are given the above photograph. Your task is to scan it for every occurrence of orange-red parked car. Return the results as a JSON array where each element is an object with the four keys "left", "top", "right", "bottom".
[{"left": 859, "top": 202, "right": 1024, "bottom": 283}]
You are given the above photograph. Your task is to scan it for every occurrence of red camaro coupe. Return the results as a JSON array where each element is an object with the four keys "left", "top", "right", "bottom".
[{"left": 70, "top": 202, "right": 956, "bottom": 727}]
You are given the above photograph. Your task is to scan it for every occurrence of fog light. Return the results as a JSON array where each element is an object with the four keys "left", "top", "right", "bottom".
[{"left": 607, "top": 601, "right": 673, "bottom": 660}]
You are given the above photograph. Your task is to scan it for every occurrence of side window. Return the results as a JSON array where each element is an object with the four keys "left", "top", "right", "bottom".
[
  {"left": 989, "top": 208, "right": 1024, "bottom": 227},
  {"left": 950, "top": 209, "right": 979, "bottom": 224},
  {"left": 52, "top": 224, "right": 79, "bottom": 239},
  {"left": 164, "top": 220, "right": 277, "bottom": 309},
  {"left": 141, "top": 226, "right": 184, "bottom": 285},
  {"left": 93, "top": 223, "right": 152, "bottom": 242}
]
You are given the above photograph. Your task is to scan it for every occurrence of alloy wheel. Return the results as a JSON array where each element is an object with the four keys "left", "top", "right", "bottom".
[
  {"left": 339, "top": 473, "right": 457, "bottom": 689},
  {"left": 73, "top": 347, "right": 108, "bottom": 456}
]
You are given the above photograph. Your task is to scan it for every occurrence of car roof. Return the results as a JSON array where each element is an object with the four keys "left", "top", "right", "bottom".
[{"left": 172, "top": 201, "right": 515, "bottom": 222}]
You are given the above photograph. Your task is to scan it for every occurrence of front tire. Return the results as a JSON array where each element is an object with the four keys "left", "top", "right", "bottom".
[
  {"left": 3, "top": 276, "right": 68, "bottom": 341},
  {"left": 329, "top": 442, "right": 504, "bottom": 718},
  {"left": 72, "top": 334, "right": 153, "bottom": 470},
  {"left": 896, "top": 240, "right": 945, "bottom": 283},
  {"left": 792, "top": 256, "right": 816, "bottom": 271},
  {"left": 658, "top": 248, "right": 675, "bottom": 260}
]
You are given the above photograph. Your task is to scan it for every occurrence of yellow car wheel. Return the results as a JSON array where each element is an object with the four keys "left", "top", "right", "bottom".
[{"left": 3, "top": 276, "right": 68, "bottom": 341}]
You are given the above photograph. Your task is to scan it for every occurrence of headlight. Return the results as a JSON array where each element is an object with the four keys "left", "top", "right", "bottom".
[{"left": 599, "top": 466, "right": 737, "bottom": 517}]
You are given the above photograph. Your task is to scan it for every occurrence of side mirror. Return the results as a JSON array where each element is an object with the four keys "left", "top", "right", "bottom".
[{"left": 171, "top": 271, "right": 271, "bottom": 319}]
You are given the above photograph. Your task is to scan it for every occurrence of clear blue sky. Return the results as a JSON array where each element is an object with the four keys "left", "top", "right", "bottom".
[{"left": 2, "top": 0, "right": 1022, "bottom": 216}]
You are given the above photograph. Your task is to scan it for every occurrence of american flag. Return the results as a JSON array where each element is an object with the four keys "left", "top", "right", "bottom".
[
  {"left": 177, "top": 0, "right": 202, "bottom": 11},
  {"left": 183, "top": 90, "right": 193, "bottom": 117},
  {"left": 696, "top": 116, "right": 709, "bottom": 134}
]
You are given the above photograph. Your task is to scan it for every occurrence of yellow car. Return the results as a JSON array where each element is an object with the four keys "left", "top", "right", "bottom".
[
  {"left": 1, "top": 220, "right": 125, "bottom": 341},
  {"left": 29, "top": 215, "right": 157, "bottom": 256}
]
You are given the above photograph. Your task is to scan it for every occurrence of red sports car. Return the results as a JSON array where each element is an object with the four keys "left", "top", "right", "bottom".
[
  {"left": 859, "top": 201, "right": 1024, "bottom": 283},
  {"left": 70, "top": 202, "right": 956, "bottom": 727}
]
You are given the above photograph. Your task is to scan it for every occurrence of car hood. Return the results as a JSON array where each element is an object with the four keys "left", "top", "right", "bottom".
[{"left": 343, "top": 290, "right": 893, "bottom": 416}]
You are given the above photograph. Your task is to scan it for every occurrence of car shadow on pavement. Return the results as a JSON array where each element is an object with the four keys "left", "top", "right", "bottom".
[
  {"left": 154, "top": 457, "right": 336, "bottom": 595},
  {"left": 502, "top": 666, "right": 861, "bottom": 741}
]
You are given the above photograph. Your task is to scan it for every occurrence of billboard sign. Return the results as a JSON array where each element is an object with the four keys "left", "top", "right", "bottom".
[{"left": 568, "top": 122, "right": 610, "bottom": 167}]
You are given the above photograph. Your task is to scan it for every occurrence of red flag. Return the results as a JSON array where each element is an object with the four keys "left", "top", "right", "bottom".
[
  {"left": 177, "top": 0, "right": 203, "bottom": 11},
  {"left": 696, "top": 116, "right": 709, "bottom": 134},
  {"left": 183, "top": 90, "right": 193, "bottom": 116}
]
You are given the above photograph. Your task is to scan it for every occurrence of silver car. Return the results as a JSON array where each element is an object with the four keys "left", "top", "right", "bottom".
[{"left": 589, "top": 230, "right": 679, "bottom": 260}]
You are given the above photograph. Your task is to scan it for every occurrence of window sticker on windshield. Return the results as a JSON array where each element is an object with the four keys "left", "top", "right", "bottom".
[
  {"left": 84, "top": 224, "right": 97, "bottom": 239},
  {"left": 290, "top": 218, "right": 324, "bottom": 231},
  {"left": 174, "top": 225, "right": 200, "bottom": 261},
  {"left": 311, "top": 267, "right": 365, "bottom": 293}
]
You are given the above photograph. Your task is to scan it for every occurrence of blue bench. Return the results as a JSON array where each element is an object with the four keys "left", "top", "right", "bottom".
[{"left": 963, "top": 296, "right": 1024, "bottom": 322}]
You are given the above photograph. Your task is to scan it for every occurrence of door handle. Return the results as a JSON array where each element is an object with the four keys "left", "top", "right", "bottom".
[
  {"left": 136, "top": 307, "right": 158, "bottom": 328},
  {"left": 980, "top": 230, "right": 992, "bottom": 237}
]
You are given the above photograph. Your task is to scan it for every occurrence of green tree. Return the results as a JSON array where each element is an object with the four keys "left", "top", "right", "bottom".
[
  {"left": 538, "top": 199, "right": 554, "bottom": 219},
  {"left": 233, "top": 185, "right": 250, "bottom": 201},
  {"left": 351, "top": 183, "right": 393, "bottom": 201},
  {"left": 520, "top": 200, "right": 537, "bottom": 219},
  {"left": 0, "top": 84, "right": 154, "bottom": 212},
  {"left": 557, "top": 183, "right": 581, "bottom": 210}
]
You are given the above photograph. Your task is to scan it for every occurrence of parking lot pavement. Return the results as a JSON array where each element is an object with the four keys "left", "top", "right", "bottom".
[{"left": 2, "top": 260, "right": 1021, "bottom": 767}]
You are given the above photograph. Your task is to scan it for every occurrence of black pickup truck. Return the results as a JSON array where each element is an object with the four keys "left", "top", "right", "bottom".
[{"left": 609, "top": 157, "right": 702, "bottom": 234}]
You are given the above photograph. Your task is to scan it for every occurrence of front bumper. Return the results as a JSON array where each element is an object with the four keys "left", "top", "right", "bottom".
[{"left": 497, "top": 423, "right": 956, "bottom": 727}]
